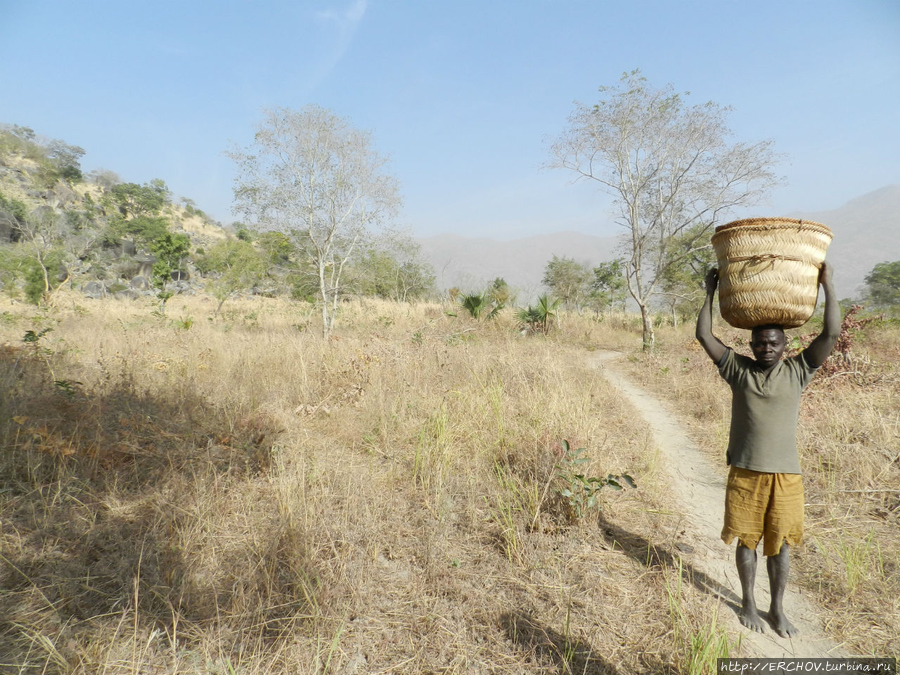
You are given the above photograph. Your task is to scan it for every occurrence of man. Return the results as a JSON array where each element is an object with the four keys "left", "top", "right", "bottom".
[{"left": 695, "top": 262, "right": 840, "bottom": 637}]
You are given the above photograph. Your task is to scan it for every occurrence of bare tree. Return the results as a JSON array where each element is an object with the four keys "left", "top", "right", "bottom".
[
  {"left": 86, "top": 168, "right": 122, "bottom": 189},
  {"left": 228, "top": 106, "right": 401, "bottom": 338},
  {"left": 550, "top": 70, "right": 781, "bottom": 348}
]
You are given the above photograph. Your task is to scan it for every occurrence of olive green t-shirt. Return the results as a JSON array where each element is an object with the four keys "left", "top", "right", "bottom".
[{"left": 717, "top": 348, "right": 819, "bottom": 474}]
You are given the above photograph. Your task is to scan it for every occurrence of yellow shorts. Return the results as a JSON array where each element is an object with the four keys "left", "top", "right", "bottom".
[{"left": 722, "top": 466, "right": 804, "bottom": 557}]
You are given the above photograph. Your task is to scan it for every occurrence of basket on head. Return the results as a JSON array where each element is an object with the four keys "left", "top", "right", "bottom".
[{"left": 711, "top": 218, "right": 833, "bottom": 329}]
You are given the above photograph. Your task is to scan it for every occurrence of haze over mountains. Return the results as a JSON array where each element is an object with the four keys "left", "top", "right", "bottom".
[
  {"left": 418, "top": 231, "right": 621, "bottom": 299},
  {"left": 793, "top": 184, "right": 900, "bottom": 299},
  {"left": 418, "top": 185, "right": 900, "bottom": 302}
]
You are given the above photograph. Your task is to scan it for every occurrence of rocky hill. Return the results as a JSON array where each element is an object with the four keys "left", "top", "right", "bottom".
[
  {"left": 0, "top": 125, "right": 229, "bottom": 301},
  {"left": 0, "top": 124, "right": 435, "bottom": 306}
]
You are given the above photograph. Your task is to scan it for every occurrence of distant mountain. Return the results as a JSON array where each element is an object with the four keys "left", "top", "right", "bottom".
[
  {"left": 792, "top": 184, "right": 900, "bottom": 299},
  {"left": 419, "top": 185, "right": 900, "bottom": 301},
  {"left": 417, "top": 231, "right": 621, "bottom": 299}
]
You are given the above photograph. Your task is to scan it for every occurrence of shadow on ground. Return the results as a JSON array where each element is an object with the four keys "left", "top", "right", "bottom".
[
  {"left": 597, "top": 512, "right": 742, "bottom": 613},
  {"left": 500, "top": 610, "right": 619, "bottom": 675},
  {"left": 500, "top": 611, "right": 678, "bottom": 675},
  {"left": 0, "top": 347, "right": 307, "bottom": 671}
]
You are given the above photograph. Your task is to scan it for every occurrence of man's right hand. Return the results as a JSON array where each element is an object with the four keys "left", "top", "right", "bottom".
[{"left": 696, "top": 266, "right": 727, "bottom": 363}]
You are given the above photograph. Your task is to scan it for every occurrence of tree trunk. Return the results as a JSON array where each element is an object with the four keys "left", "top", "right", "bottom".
[
  {"left": 329, "top": 289, "right": 340, "bottom": 336},
  {"left": 640, "top": 303, "right": 655, "bottom": 350},
  {"left": 318, "top": 262, "right": 331, "bottom": 339},
  {"left": 320, "top": 299, "right": 330, "bottom": 339},
  {"left": 37, "top": 251, "right": 50, "bottom": 301}
]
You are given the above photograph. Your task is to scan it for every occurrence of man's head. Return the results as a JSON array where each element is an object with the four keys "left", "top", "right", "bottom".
[{"left": 750, "top": 324, "right": 786, "bottom": 368}]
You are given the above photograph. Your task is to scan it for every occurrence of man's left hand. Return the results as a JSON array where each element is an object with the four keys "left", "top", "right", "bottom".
[{"left": 819, "top": 261, "right": 833, "bottom": 287}]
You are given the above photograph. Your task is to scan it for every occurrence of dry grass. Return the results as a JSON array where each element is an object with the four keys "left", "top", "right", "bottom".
[
  {"left": 622, "top": 318, "right": 900, "bottom": 656},
  {"left": 0, "top": 293, "right": 751, "bottom": 673}
]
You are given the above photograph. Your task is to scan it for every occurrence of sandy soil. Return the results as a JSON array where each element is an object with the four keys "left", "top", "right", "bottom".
[{"left": 591, "top": 351, "right": 845, "bottom": 658}]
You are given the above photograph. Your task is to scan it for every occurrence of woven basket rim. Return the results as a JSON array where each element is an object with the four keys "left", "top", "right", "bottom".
[{"left": 713, "top": 217, "right": 832, "bottom": 238}]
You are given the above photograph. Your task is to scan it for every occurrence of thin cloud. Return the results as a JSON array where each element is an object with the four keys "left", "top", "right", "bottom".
[
  {"left": 308, "top": 0, "right": 369, "bottom": 89},
  {"left": 316, "top": 0, "right": 368, "bottom": 30}
]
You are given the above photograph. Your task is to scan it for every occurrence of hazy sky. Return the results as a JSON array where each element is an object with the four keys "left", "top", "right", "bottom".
[{"left": 1, "top": 0, "right": 897, "bottom": 239}]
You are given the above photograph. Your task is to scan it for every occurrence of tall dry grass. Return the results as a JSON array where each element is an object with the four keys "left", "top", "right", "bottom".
[
  {"left": 623, "top": 317, "right": 900, "bottom": 655},
  {"left": 0, "top": 292, "right": 750, "bottom": 673}
]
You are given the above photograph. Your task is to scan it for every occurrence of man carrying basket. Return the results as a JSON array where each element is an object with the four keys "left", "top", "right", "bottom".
[{"left": 695, "top": 262, "right": 840, "bottom": 638}]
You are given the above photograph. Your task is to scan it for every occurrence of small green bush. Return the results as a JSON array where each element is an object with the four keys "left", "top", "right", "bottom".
[{"left": 23, "top": 252, "right": 65, "bottom": 305}]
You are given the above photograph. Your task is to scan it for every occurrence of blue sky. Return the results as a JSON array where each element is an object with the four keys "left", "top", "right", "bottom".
[{"left": 1, "top": 0, "right": 897, "bottom": 238}]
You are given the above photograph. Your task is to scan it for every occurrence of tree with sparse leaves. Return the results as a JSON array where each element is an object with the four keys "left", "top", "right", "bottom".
[
  {"left": 229, "top": 106, "right": 401, "bottom": 338},
  {"left": 349, "top": 235, "right": 435, "bottom": 302},
  {"left": 17, "top": 208, "right": 67, "bottom": 304},
  {"left": 658, "top": 223, "right": 716, "bottom": 325},
  {"left": 46, "top": 140, "right": 85, "bottom": 184},
  {"left": 86, "top": 168, "right": 122, "bottom": 189},
  {"left": 550, "top": 70, "right": 781, "bottom": 348},
  {"left": 198, "top": 239, "right": 266, "bottom": 315},
  {"left": 590, "top": 259, "right": 628, "bottom": 313},
  {"left": 542, "top": 255, "right": 593, "bottom": 310}
]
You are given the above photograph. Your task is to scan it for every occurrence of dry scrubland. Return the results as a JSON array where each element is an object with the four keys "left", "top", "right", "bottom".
[
  {"left": 0, "top": 292, "right": 895, "bottom": 673},
  {"left": 623, "top": 320, "right": 900, "bottom": 656}
]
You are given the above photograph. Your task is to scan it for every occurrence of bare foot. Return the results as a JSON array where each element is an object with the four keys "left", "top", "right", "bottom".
[
  {"left": 739, "top": 606, "right": 767, "bottom": 633},
  {"left": 769, "top": 609, "right": 799, "bottom": 638}
]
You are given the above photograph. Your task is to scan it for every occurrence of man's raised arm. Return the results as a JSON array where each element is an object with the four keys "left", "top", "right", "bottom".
[
  {"left": 803, "top": 261, "right": 841, "bottom": 368},
  {"left": 696, "top": 268, "right": 728, "bottom": 364}
]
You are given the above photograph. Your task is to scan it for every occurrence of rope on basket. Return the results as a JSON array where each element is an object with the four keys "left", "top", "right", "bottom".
[
  {"left": 724, "top": 253, "right": 823, "bottom": 282},
  {"left": 727, "top": 253, "right": 823, "bottom": 270},
  {"left": 728, "top": 253, "right": 805, "bottom": 264}
]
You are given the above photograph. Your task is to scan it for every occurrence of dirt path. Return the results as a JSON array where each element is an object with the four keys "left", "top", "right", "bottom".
[{"left": 590, "top": 351, "right": 845, "bottom": 658}]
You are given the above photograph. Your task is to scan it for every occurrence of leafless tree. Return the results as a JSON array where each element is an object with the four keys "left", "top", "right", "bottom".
[
  {"left": 550, "top": 70, "right": 782, "bottom": 348},
  {"left": 86, "top": 168, "right": 122, "bottom": 189},
  {"left": 229, "top": 105, "right": 401, "bottom": 338}
]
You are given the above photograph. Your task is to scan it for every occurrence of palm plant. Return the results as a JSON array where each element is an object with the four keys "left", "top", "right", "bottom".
[
  {"left": 460, "top": 292, "right": 502, "bottom": 320},
  {"left": 518, "top": 294, "right": 561, "bottom": 334}
]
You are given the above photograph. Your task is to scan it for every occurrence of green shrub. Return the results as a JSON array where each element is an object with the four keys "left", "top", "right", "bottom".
[
  {"left": 23, "top": 251, "right": 65, "bottom": 304},
  {"left": 0, "top": 190, "right": 28, "bottom": 230}
]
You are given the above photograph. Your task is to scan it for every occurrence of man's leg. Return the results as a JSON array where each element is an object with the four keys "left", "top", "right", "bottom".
[
  {"left": 767, "top": 542, "right": 799, "bottom": 638},
  {"left": 736, "top": 543, "right": 766, "bottom": 632}
]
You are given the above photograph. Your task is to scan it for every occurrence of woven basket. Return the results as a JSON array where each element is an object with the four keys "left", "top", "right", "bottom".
[{"left": 711, "top": 218, "right": 833, "bottom": 329}]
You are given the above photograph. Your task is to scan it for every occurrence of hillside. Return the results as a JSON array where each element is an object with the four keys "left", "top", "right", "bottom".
[
  {"left": 0, "top": 125, "right": 438, "bottom": 307},
  {"left": 0, "top": 125, "right": 234, "bottom": 300}
]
